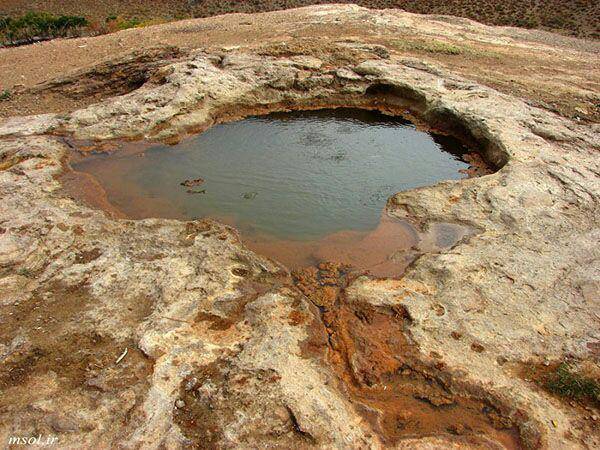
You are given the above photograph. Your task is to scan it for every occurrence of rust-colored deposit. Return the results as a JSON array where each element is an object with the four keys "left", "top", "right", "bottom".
[{"left": 293, "top": 262, "right": 523, "bottom": 448}]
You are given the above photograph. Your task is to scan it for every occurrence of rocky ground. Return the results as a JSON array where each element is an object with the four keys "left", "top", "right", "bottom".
[{"left": 0, "top": 4, "right": 599, "bottom": 449}]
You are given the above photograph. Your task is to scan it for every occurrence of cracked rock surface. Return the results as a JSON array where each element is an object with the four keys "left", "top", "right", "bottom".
[{"left": 0, "top": 5, "right": 598, "bottom": 449}]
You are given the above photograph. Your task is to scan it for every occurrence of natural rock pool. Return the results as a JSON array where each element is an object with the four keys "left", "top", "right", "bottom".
[{"left": 70, "top": 108, "right": 480, "bottom": 273}]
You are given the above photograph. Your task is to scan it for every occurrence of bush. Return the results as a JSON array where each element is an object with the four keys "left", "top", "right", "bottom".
[
  {"left": 105, "top": 16, "right": 143, "bottom": 32},
  {"left": 0, "top": 12, "right": 88, "bottom": 46}
]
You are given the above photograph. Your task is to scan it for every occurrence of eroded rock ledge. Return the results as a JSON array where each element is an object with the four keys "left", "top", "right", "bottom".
[{"left": 0, "top": 5, "right": 599, "bottom": 449}]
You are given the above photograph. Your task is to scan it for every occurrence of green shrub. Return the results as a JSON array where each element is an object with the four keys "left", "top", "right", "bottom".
[
  {"left": 105, "top": 16, "right": 142, "bottom": 31},
  {"left": 545, "top": 363, "right": 600, "bottom": 404},
  {"left": 117, "top": 18, "right": 142, "bottom": 30},
  {"left": 0, "top": 12, "right": 88, "bottom": 46}
]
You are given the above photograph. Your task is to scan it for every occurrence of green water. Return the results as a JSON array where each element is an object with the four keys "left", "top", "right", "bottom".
[{"left": 73, "top": 108, "right": 472, "bottom": 240}]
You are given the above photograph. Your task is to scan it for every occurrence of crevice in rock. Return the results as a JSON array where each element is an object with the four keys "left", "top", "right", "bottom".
[
  {"left": 32, "top": 46, "right": 187, "bottom": 100},
  {"left": 286, "top": 406, "right": 317, "bottom": 444},
  {"left": 365, "top": 82, "right": 428, "bottom": 110},
  {"left": 424, "top": 106, "right": 508, "bottom": 170}
]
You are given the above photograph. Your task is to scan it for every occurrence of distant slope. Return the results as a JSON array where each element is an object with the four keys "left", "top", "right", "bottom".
[{"left": 1, "top": 0, "right": 598, "bottom": 38}]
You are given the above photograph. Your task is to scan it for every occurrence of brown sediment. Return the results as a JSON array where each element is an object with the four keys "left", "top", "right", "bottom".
[
  {"left": 57, "top": 137, "right": 164, "bottom": 218},
  {"left": 59, "top": 169, "right": 126, "bottom": 219},
  {"left": 243, "top": 213, "right": 418, "bottom": 278},
  {"left": 293, "top": 262, "right": 523, "bottom": 448},
  {"left": 173, "top": 359, "right": 289, "bottom": 447},
  {"left": 194, "top": 278, "right": 273, "bottom": 331},
  {"left": 460, "top": 152, "right": 495, "bottom": 178},
  {"left": 243, "top": 216, "right": 479, "bottom": 277},
  {"left": 59, "top": 140, "right": 186, "bottom": 220},
  {"left": 172, "top": 257, "right": 524, "bottom": 447},
  {"left": 172, "top": 359, "right": 235, "bottom": 447},
  {"left": 0, "top": 282, "right": 154, "bottom": 409}
]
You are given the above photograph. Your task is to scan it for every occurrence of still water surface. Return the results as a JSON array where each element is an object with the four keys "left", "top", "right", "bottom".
[{"left": 73, "top": 108, "right": 471, "bottom": 242}]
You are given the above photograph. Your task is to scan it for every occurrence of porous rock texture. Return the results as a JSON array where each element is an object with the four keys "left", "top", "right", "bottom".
[{"left": 0, "top": 5, "right": 598, "bottom": 449}]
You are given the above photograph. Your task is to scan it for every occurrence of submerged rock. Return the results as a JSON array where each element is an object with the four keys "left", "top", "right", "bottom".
[
  {"left": 242, "top": 191, "right": 258, "bottom": 200},
  {"left": 180, "top": 177, "right": 205, "bottom": 187}
]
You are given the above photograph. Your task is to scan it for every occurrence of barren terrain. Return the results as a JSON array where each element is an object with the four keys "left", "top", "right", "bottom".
[{"left": 1, "top": 0, "right": 599, "bottom": 38}]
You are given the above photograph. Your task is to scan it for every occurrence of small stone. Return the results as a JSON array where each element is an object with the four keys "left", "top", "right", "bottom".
[
  {"left": 471, "top": 342, "right": 485, "bottom": 353},
  {"left": 48, "top": 415, "right": 79, "bottom": 433},
  {"left": 180, "top": 178, "right": 204, "bottom": 188},
  {"left": 185, "top": 377, "right": 198, "bottom": 391},
  {"left": 430, "top": 351, "right": 442, "bottom": 359},
  {"left": 414, "top": 389, "right": 455, "bottom": 407},
  {"left": 336, "top": 68, "right": 362, "bottom": 81},
  {"left": 289, "top": 55, "right": 323, "bottom": 70},
  {"left": 448, "top": 424, "right": 465, "bottom": 435},
  {"left": 175, "top": 399, "right": 185, "bottom": 409},
  {"left": 242, "top": 191, "right": 257, "bottom": 200},
  {"left": 592, "top": 415, "right": 598, "bottom": 421},
  {"left": 86, "top": 376, "right": 109, "bottom": 391}
]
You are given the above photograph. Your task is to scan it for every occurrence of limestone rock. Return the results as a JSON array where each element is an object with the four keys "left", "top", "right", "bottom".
[{"left": 0, "top": 5, "right": 598, "bottom": 450}]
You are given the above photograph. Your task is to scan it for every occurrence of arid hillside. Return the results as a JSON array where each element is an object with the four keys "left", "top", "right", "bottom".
[{"left": 1, "top": 0, "right": 599, "bottom": 38}]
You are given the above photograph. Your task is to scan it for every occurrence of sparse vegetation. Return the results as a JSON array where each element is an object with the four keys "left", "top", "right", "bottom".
[
  {"left": 0, "top": 1, "right": 597, "bottom": 39},
  {"left": 0, "top": 10, "right": 169, "bottom": 46},
  {"left": 545, "top": 363, "right": 600, "bottom": 405},
  {"left": 393, "top": 39, "right": 464, "bottom": 55},
  {"left": 0, "top": 90, "right": 10, "bottom": 101},
  {"left": 0, "top": 11, "right": 88, "bottom": 46},
  {"left": 16, "top": 267, "right": 34, "bottom": 277},
  {"left": 106, "top": 15, "right": 142, "bottom": 31},
  {"left": 391, "top": 38, "right": 501, "bottom": 59},
  {"left": 189, "top": 0, "right": 600, "bottom": 38}
]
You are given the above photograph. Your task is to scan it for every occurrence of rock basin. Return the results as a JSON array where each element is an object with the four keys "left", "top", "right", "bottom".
[
  {"left": 0, "top": 5, "right": 598, "bottom": 449},
  {"left": 67, "top": 107, "right": 484, "bottom": 276}
]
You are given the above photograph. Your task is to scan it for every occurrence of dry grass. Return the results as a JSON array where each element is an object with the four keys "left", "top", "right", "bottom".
[{"left": 0, "top": 0, "right": 598, "bottom": 39}]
